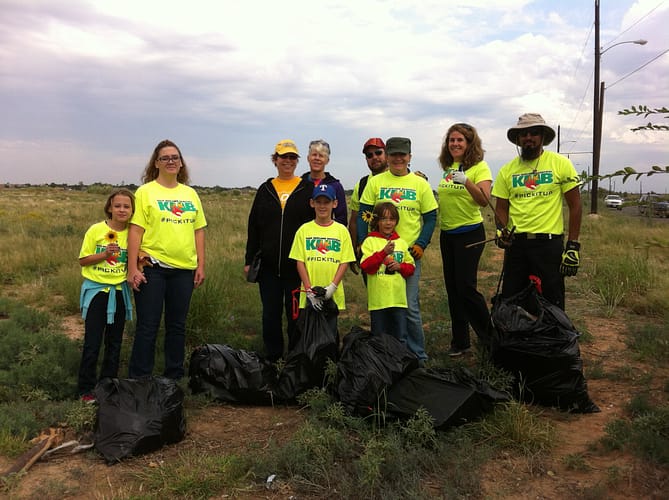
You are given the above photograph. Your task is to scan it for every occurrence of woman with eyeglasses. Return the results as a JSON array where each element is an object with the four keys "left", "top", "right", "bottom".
[
  {"left": 126, "top": 139, "right": 207, "bottom": 379},
  {"left": 301, "top": 139, "right": 348, "bottom": 225},
  {"left": 245, "top": 140, "right": 314, "bottom": 361},
  {"left": 437, "top": 123, "right": 493, "bottom": 357}
]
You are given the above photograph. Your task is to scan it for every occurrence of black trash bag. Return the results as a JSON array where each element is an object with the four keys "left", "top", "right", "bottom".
[
  {"left": 333, "top": 326, "right": 419, "bottom": 416},
  {"left": 94, "top": 376, "right": 185, "bottom": 463},
  {"left": 188, "top": 344, "right": 278, "bottom": 405},
  {"left": 274, "top": 298, "right": 339, "bottom": 402},
  {"left": 491, "top": 283, "right": 599, "bottom": 413},
  {"left": 386, "top": 367, "right": 510, "bottom": 429}
]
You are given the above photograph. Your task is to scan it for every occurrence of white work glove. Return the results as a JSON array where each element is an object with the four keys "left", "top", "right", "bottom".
[
  {"left": 306, "top": 289, "right": 323, "bottom": 310},
  {"left": 324, "top": 282, "right": 338, "bottom": 300},
  {"left": 451, "top": 170, "right": 467, "bottom": 185}
]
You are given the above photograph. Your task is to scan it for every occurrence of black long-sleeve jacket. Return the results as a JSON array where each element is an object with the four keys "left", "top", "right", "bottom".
[{"left": 245, "top": 178, "right": 314, "bottom": 280}]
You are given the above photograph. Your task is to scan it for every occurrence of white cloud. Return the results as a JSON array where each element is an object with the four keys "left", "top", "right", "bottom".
[{"left": 0, "top": 0, "right": 667, "bottom": 193}]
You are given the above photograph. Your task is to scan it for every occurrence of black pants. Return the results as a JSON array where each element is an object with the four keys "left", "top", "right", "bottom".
[
  {"left": 440, "top": 226, "right": 491, "bottom": 350},
  {"left": 78, "top": 290, "right": 125, "bottom": 395},
  {"left": 258, "top": 270, "right": 300, "bottom": 361},
  {"left": 501, "top": 237, "right": 565, "bottom": 309}
]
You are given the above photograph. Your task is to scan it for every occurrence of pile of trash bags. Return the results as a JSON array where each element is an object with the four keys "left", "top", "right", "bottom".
[
  {"left": 188, "top": 315, "right": 509, "bottom": 429},
  {"left": 92, "top": 283, "right": 600, "bottom": 462},
  {"left": 490, "top": 282, "right": 599, "bottom": 413}
]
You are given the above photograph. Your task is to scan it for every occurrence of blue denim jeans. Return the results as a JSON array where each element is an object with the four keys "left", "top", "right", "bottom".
[
  {"left": 78, "top": 290, "right": 125, "bottom": 395},
  {"left": 258, "top": 269, "right": 301, "bottom": 361},
  {"left": 129, "top": 265, "right": 194, "bottom": 379},
  {"left": 370, "top": 307, "right": 408, "bottom": 344},
  {"left": 405, "top": 259, "right": 427, "bottom": 360}
]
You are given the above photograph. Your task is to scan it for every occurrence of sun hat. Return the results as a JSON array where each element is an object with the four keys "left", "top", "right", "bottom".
[
  {"left": 274, "top": 139, "right": 299, "bottom": 156},
  {"left": 507, "top": 113, "right": 556, "bottom": 146},
  {"left": 385, "top": 137, "right": 411, "bottom": 154},
  {"left": 312, "top": 184, "right": 336, "bottom": 200},
  {"left": 362, "top": 138, "right": 385, "bottom": 152}
]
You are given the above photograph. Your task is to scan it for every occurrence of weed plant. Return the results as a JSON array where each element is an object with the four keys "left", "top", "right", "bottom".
[
  {"left": 131, "top": 451, "right": 253, "bottom": 498},
  {"left": 626, "top": 320, "right": 669, "bottom": 361},
  {"left": 599, "top": 392, "right": 669, "bottom": 465},
  {"left": 477, "top": 400, "right": 555, "bottom": 455}
]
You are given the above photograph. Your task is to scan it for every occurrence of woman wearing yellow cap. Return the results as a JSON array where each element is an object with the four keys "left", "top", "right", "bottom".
[{"left": 245, "top": 140, "right": 314, "bottom": 361}]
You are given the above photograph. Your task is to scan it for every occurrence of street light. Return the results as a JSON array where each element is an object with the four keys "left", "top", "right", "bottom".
[{"left": 591, "top": 1, "right": 647, "bottom": 214}]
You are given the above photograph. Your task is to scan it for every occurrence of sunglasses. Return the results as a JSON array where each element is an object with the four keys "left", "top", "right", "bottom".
[
  {"left": 520, "top": 128, "right": 543, "bottom": 137},
  {"left": 365, "top": 149, "right": 384, "bottom": 159},
  {"left": 278, "top": 153, "right": 299, "bottom": 160},
  {"left": 454, "top": 123, "right": 473, "bottom": 130}
]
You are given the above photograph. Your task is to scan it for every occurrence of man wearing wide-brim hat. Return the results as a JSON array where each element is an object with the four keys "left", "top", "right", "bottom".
[{"left": 491, "top": 113, "right": 582, "bottom": 310}]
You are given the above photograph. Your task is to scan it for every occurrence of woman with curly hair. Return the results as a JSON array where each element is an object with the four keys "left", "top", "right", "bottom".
[{"left": 437, "top": 123, "right": 493, "bottom": 356}]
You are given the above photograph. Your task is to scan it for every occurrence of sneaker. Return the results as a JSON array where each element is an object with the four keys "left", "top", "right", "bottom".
[
  {"left": 80, "top": 393, "right": 97, "bottom": 404},
  {"left": 447, "top": 347, "right": 471, "bottom": 357}
]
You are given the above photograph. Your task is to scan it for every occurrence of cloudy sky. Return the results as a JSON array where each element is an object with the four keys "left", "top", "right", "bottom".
[{"left": 1, "top": 0, "right": 668, "bottom": 193}]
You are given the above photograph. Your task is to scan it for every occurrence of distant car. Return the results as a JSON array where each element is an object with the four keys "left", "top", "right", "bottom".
[
  {"left": 638, "top": 194, "right": 669, "bottom": 218},
  {"left": 604, "top": 194, "right": 623, "bottom": 210}
]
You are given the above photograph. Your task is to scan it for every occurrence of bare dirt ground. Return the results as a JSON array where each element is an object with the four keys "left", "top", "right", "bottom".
[{"left": 2, "top": 309, "right": 668, "bottom": 499}]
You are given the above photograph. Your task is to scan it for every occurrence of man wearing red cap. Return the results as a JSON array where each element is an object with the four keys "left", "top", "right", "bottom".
[{"left": 348, "top": 138, "right": 388, "bottom": 275}]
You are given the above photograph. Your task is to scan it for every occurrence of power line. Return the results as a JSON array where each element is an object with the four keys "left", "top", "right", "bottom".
[
  {"left": 607, "top": 48, "right": 669, "bottom": 88},
  {"left": 605, "top": 0, "right": 666, "bottom": 46}
]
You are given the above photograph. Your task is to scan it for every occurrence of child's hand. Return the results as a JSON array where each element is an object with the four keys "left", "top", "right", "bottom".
[
  {"left": 385, "top": 259, "right": 400, "bottom": 272},
  {"left": 383, "top": 240, "right": 395, "bottom": 255},
  {"left": 106, "top": 243, "right": 120, "bottom": 256}
]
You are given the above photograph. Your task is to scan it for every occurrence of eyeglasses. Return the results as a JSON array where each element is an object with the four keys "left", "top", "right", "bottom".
[
  {"left": 365, "top": 149, "right": 384, "bottom": 159},
  {"left": 520, "top": 128, "right": 542, "bottom": 137},
  {"left": 157, "top": 155, "right": 181, "bottom": 163},
  {"left": 278, "top": 153, "right": 299, "bottom": 160}
]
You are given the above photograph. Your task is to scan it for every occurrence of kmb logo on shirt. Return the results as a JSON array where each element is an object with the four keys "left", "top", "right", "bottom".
[
  {"left": 157, "top": 200, "right": 197, "bottom": 217},
  {"left": 379, "top": 188, "right": 417, "bottom": 202},
  {"left": 511, "top": 171, "right": 554, "bottom": 190},
  {"left": 306, "top": 238, "right": 341, "bottom": 254}
]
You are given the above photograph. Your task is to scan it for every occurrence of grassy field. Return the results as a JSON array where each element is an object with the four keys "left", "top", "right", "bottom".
[{"left": 0, "top": 186, "right": 668, "bottom": 498}]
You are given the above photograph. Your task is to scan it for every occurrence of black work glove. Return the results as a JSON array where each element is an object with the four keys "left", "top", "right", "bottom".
[
  {"left": 560, "top": 240, "right": 581, "bottom": 277},
  {"left": 495, "top": 227, "right": 513, "bottom": 249}
]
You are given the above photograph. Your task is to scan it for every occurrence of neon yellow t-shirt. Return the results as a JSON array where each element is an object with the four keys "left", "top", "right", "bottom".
[
  {"left": 359, "top": 171, "right": 438, "bottom": 245},
  {"left": 271, "top": 176, "right": 301, "bottom": 210},
  {"left": 131, "top": 181, "right": 207, "bottom": 269},
  {"left": 350, "top": 179, "right": 362, "bottom": 212},
  {"left": 289, "top": 220, "right": 356, "bottom": 310},
  {"left": 437, "top": 161, "right": 492, "bottom": 231},
  {"left": 361, "top": 234, "right": 414, "bottom": 311},
  {"left": 491, "top": 151, "right": 579, "bottom": 234},
  {"left": 79, "top": 221, "right": 128, "bottom": 286}
]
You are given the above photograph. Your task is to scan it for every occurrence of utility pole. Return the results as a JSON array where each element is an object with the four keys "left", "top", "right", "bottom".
[{"left": 591, "top": 0, "right": 601, "bottom": 214}]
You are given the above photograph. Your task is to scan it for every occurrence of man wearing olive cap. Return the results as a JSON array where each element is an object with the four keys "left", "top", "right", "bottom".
[{"left": 492, "top": 113, "right": 582, "bottom": 310}]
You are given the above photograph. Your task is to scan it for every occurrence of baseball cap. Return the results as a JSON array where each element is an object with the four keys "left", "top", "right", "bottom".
[
  {"left": 312, "top": 183, "right": 336, "bottom": 200},
  {"left": 385, "top": 137, "right": 411, "bottom": 154},
  {"left": 274, "top": 139, "right": 300, "bottom": 156},
  {"left": 362, "top": 137, "right": 385, "bottom": 153}
]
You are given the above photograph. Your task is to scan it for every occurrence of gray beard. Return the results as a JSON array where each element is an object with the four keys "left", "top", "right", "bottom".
[{"left": 521, "top": 145, "right": 542, "bottom": 161}]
